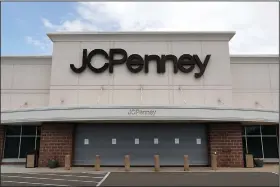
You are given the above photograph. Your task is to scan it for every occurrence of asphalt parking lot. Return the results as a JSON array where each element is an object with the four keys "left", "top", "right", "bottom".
[
  {"left": 100, "top": 172, "right": 279, "bottom": 186},
  {"left": 1, "top": 171, "right": 279, "bottom": 186},
  {"left": 1, "top": 172, "right": 108, "bottom": 186}
]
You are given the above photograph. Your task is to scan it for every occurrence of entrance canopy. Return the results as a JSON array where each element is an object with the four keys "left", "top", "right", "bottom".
[{"left": 1, "top": 105, "right": 278, "bottom": 124}]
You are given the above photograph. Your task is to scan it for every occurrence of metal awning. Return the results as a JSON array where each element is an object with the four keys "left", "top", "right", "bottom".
[{"left": 1, "top": 105, "right": 278, "bottom": 124}]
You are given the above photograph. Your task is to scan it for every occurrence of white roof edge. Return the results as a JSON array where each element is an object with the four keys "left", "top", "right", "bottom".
[
  {"left": 230, "top": 54, "right": 279, "bottom": 58},
  {"left": 1, "top": 55, "right": 52, "bottom": 58},
  {"left": 1, "top": 54, "right": 278, "bottom": 59},
  {"left": 47, "top": 31, "right": 236, "bottom": 42},
  {"left": 47, "top": 31, "right": 236, "bottom": 35}
]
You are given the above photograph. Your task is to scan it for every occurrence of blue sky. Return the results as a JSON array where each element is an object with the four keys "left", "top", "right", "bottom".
[
  {"left": 2, "top": 2, "right": 76, "bottom": 55},
  {"left": 2, "top": 2, "right": 279, "bottom": 56}
]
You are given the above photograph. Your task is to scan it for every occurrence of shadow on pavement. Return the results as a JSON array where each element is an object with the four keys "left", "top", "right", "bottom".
[{"left": 100, "top": 172, "right": 279, "bottom": 186}]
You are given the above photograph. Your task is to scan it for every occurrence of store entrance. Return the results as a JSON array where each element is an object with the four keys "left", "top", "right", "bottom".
[{"left": 73, "top": 123, "right": 209, "bottom": 166}]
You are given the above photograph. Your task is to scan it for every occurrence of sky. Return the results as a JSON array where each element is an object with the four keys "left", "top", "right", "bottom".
[{"left": 1, "top": 2, "right": 279, "bottom": 56}]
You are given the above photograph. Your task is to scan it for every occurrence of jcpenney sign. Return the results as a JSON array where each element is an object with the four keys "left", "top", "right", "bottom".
[{"left": 70, "top": 48, "right": 211, "bottom": 78}]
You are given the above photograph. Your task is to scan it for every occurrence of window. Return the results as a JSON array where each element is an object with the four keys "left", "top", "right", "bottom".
[
  {"left": 261, "top": 126, "right": 277, "bottom": 135},
  {"left": 6, "top": 126, "right": 21, "bottom": 136},
  {"left": 19, "top": 137, "right": 36, "bottom": 158},
  {"left": 262, "top": 137, "right": 279, "bottom": 158},
  {"left": 3, "top": 125, "right": 41, "bottom": 159},
  {"left": 246, "top": 137, "right": 263, "bottom": 158},
  {"left": 246, "top": 126, "right": 261, "bottom": 135},
  {"left": 243, "top": 125, "right": 279, "bottom": 159},
  {"left": 4, "top": 137, "right": 20, "bottom": 158},
  {"left": 22, "top": 126, "right": 37, "bottom": 135}
]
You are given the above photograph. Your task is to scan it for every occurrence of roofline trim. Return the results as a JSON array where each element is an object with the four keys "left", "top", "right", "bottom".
[
  {"left": 1, "top": 56, "right": 52, "bottom": 59},
  {"left": 1, "top": 55, "right": 278, "bottom": 59},
  {"left": 47, "top": 31, "right": 236, "bottom": 42},
  {"left": 230, "top": 55, "right": 279, "bottom": 58}
]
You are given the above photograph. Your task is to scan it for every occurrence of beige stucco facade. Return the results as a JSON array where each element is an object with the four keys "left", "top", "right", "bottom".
[{"left": 1, "top": 32, "right": 279, "bottom": 124}]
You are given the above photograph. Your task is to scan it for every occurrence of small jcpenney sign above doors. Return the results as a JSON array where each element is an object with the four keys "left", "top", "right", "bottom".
[{"left": 128, "top": 109, "right": 157, "bottom": 116}]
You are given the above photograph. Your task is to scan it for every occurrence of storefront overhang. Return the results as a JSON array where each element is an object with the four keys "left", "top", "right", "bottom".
[{"left": 1, "top": 105, "right": 278, "bottom": 125}]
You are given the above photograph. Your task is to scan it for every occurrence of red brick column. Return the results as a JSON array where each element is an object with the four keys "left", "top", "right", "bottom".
[
  {"left": 38, "top": 123, "right": 74, "bottom": 167},
  {"left": 0, "top": 125, "right": 5, "bottom": 163},
  {"left": 208, "top": 124, "right": 244, "bottom": 167}
]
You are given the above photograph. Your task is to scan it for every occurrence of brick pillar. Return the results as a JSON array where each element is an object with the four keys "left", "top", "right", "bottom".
[
  {"left": 38, "top": 123, "right": 74, "bottom": 167},
  {"left": 208, "top": 123, "right": 244, "bottom": 167},
  {"left": 0, "top": 125, "right": 5, "bottom": 163}
]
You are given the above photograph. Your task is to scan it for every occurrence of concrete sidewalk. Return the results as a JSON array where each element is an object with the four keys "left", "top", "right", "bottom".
[{"left": 1, "top": 164, "right": 279, "bottom": 174}]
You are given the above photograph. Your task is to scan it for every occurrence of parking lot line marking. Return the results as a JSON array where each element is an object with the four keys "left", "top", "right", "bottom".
[
  {"left": 96, "top": 172, "right": 110, "bottom": 187},
  {"left": 82, "top": 172, "right": 107, "bottom": 174},
  {"left": 2, "top": 175, "right": 98, "bottom": 183},
  {"left": 22, "top": 173, "right": 106, "bottom": 178},
  {"left": 3, "top": 181, "right": 69, "bottom": 186},
  {"left": 68, "top": 179, "right": 98, "bottom": 183},
  {"left": 25, "top": 172, "right": 106, "bottom": 176}
]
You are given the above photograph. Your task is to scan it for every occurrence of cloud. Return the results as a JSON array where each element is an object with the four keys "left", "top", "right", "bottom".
[
  {"left": 39, "top": 2, "right": 278, "bottom": 54},
  {"left": 25, "top": 36, "right": 52, "bottom": 54},
  {"left": 42, "top": 18, "right": 98, "bottom": 31},
  {"left": 42, "top": 18, "right": 55, "bottom": 29}
]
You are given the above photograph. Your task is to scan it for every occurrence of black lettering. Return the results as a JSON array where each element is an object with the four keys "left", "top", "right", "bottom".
[
  {"left": 160, "top": 55, "right": 178, "bottom": 73},
  {"left": 177, "top": 54, "right": 195, "bottom": 73},
  {"left": 109, "top": 48, "right": 127, "bottom": 73},
  {"left": 70, "top": 49, "right": 88, "bottom": 73},
  {"left": 193, "top": 54, "right": 211, "bottom": 78},
  {"left": 72, "top": 48, "right": 210, "bottom": 79},
  {"left": 126, "top": 54, "right": 144, "bottom": 73},
  {"left": 144, "top": 55, "right": 161, "bottom": 73},
  {"left": 87, "top": 49, "right": 109, "bottom": 73}
]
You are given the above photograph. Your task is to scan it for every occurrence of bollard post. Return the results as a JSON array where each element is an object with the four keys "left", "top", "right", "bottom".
[
  {"left": 124, "top": 155, "right": 130, "bottom": 171},
  {"left": 184, "top": 155, "right": 190, "bottom": 171},
  {"left": 64, "top": 155, "right": 71, "bottom": 170},
  {"left": 154, "top": 155, "right": 160, "bottom": 172},
  {"left": 245, "top": 154, "right": 254, "bottom": 168},
  {"left": 95, "top": 155, "right": 101, "bottom": 171},
  {"left": 211, "top": 152, "right": 218, "bottom": 170}
]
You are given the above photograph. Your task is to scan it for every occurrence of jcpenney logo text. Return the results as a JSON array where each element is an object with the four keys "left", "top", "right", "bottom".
[
  {"left": 70, "top": 48, "right": 211, "bottom": 78},
  {"left": 128, "top": 109, "right": 156, "bottom": 116}
]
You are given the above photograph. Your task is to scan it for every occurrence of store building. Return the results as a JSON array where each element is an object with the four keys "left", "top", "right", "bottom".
[{"left": 1, "top": 31, "right": 279, "bottom": 168}]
